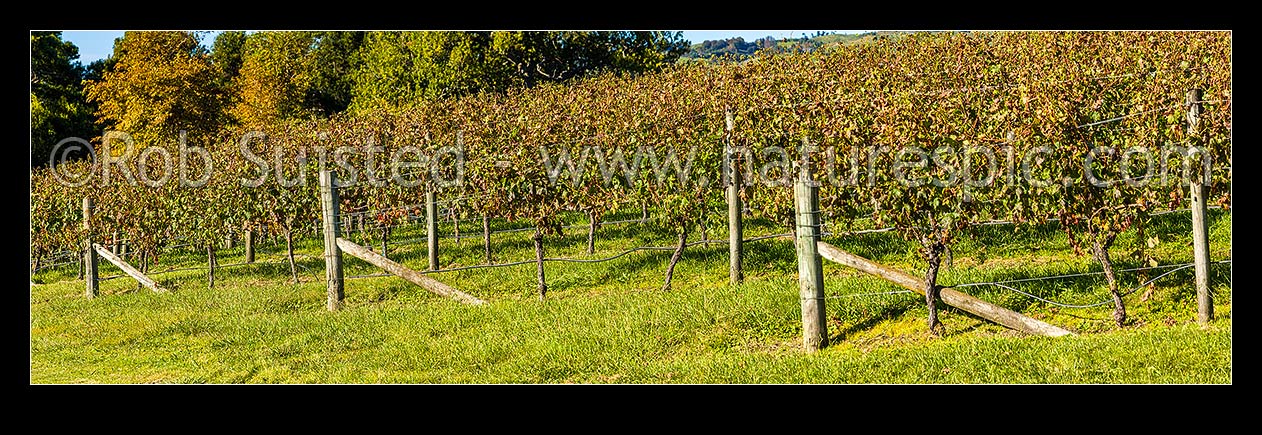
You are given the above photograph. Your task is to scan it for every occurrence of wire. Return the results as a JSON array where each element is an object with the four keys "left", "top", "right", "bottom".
[
  {"left": 346, "top": 273, "right": 392, "bottom": 279},
  {"left": 32, "top": 259, "right": 80, "bottom": 271},
  {"left": 951, "top": 259, "right": 1231, "bottom": 308},
  {"left": 744, "top": 232, "right": 794, "bottom": 243},
  {"left": 819, "top": 205, "right": 1226, "bottom": 235},
  {"left": 354, "top": 230, "right": 789, "bottom": 277},
  {"left": 825, "top": 290, "right": 914, "bottom": 299},
  {"left": 1076, "top": 103, "right": 1183, "bottom": 129}
]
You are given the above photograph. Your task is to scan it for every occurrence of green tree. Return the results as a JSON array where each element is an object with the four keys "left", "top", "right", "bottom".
[
  {"left": 350, "top": 32, "right": 499, "bottom": 112},
  {"left": 489, "top": 31, "right": 688, "bottom": 86},
  {"left": 210, "top": 31, "right": 247, "bottom": 90},
  {"left": 83, "top": 31, "right": 228, "bottom": 147},
  {"left": 83, "top": 57, "right": 116, "bottom": 84},
  {"left": 350, "top": 31, "right": 688, "bottom": 112},
  {"left": 304, "top": 31, "right": 365, "bottom": 117},
  {"left": 30, "top": 31, "right": 95, "bottom": 167}
]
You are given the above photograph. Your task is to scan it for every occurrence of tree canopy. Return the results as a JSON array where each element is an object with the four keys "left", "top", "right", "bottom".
[
  {"left": 350, "top": 31, "right": 688, "bottom": 113},
  {"left": 30, "top": 31, "right": 95, "bottom": 167},
  {"left": 83, "top": 31, "right": 229, "bottom": 147},
  {"left": 230, "top": 31, "right": 316, "bottom": 128}
]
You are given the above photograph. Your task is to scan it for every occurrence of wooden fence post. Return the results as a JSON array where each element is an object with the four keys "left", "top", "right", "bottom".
[
  {"left": 320, "top": 170, "right": 344, "bottom": 311},
  {"left": 726, "top": 108, "right": 743, "bottom": 286},
  {"left": 83, "top": 197, "right": 98, "bottom": 299},
  {"left": 586, "top": 210, "right": 598, "bottom": 255},
  {"left": 793, "top": 163, "right": 827, "bottom": 352},
  {"left": 1187, "top": 88, "right": 1212, "bottom": 323},
  {"left": 245, "top": 229, "right": 255, "bottom": 263},
  {"left": 483, "top": 215, "right": 492, "bottom": 264},
  {"left": 426, "top": 190, "right": 439, "bottom": 271}
]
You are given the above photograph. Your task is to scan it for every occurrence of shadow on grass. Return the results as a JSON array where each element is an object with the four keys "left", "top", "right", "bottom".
[{"left": 831, "top": 297, "right": 918, "bottom": 343}]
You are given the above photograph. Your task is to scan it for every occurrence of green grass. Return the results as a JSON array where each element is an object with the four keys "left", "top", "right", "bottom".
[{"left": 30, "top": 208, "right": 1231, "bottom": 383}]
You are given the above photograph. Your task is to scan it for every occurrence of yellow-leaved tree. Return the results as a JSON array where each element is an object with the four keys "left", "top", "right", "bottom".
[
  {"left": 84, "top": 31, "right": 228, "bottom": 148},
  {"left": 231, "top": 31, "right": 316, "bottom": 128}
]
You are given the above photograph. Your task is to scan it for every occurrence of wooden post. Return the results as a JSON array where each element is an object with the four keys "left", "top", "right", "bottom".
[
  {"left": 533, "top": 228, "right": 547, "bottom": 301},
  {"left": 586, "top": 210, "right": 597, "bottom": 255},
  {"left": 426, "top": 190, "right": 439, "bottom": 271},
  {"left": 245, "top": 229, "right": 255, "bottom": 263},
  {"left": 93, "top": 244, "right": 166, "bottom": 293},
  {"left": 1006, "top": 130, "right": 1016, "bottom": 186},
  {"left": 320, "top": 170, "right": 344, "bottom": 311},
  {"left": 285, "top": 227, "right": 298, "bottom": 284},
  {"left": 82, "top": 197, "right": 98, "bottom": 299},
  {"left": 1191, "top": 183, "right": 1211, "bottom": 323},
  {"left": 337, "top": 238, "right": 487, "bottom": 306},
  {"left": 726, "top": 108, "right": 743, "bottom": 285},
  {"left": 206, "top": 244, "right": 216, "bottom": 289},
  {"left": 483, "top": 215, "right": 492, "bottom": 264},
  {"left": 112, "top": 230, "right": 120, "bottom": 254},
  {"left": 1187, "top": 88, "right": 1212, "bottom": 323},
  {"left": 793, "top": 163, "right": 827, "bottom": 352}
]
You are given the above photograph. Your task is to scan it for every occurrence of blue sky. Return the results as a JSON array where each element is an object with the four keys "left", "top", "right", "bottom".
[{"left": 60, "top": 30, "right": 870, "bottom": 64}]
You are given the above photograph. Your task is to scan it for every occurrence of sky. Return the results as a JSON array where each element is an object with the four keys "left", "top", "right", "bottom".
[{"left": 60, "top": 30, "right": 871, "bottom": 64}]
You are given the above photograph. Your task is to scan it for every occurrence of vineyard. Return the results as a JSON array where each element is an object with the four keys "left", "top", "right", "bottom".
[{"left": 30, "top": 31, "right": 1232, "bottom": 383}]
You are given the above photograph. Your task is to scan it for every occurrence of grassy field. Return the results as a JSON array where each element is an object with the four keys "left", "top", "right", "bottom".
[{"left": 29, "top": 207, "right": 1232, "bottom": 383}]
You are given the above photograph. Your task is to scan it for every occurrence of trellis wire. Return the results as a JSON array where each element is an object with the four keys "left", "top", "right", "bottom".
[
  {"left": 949, "top": 259, "right": 1232, "bottom": 308},
  {"left": 820, "top": 259, "right": 1231, "bottom": 310},
  {"left": 345, "top": 231, "right": 791, "bottom": 279}
]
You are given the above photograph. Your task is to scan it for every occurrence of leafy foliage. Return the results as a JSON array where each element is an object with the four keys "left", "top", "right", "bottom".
[
  {"left": 83, "top": 31, "right": 229, "bottom": 147},
  {"left": 350, "top": 31, "right": 688, "bottom": 113},
  {"left": 231, "top": 31, "right": 317, "bottom": 128},
  {"left": 30, "top": 31, "right": 96, "bottom": 167}
]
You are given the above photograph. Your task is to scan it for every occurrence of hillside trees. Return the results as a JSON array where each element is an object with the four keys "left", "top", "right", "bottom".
[
  {"left": 84, "top": 31, "right": 229, "bottom": 148},
  {"left": 231, "top": 31, "right": 317, "bottom": 128},
  {"left": 31, "top": 31, "right": 96, "bottom": 167},
  {"left": 350, "top": 31, "right": 688, "bottom": 112}
]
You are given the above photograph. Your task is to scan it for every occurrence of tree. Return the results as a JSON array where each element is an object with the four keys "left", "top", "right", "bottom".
[
  {"left": 231, "top": 31, "right": 316, "bottom": 128},
  {"left": 350, "top": 31, "right": 688, "bottom": 112},
  {"left": 350, "top": 32, "right": 504, "bottom": 112},
  {"left": 304, "top": 31, "right": 365, "bottom": 117},
  {"left": 30, "top": 31, "right": 95, "bottom": 167},
  {"left": 210, "top": 31, "right": 247, "bottom": 91},
  {"left": 492, "top": 31, "right": 688, "bottom": 87},
  {"left": 83, "top": 58, "right": 114, "bottom": 83},
  {"left": 83, "top": 31, "right": 228, "bottom": 147}
]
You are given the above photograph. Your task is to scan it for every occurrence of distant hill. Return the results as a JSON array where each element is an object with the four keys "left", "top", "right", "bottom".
[{"left": 680, "top": 31, "right": 900, "bottom": 61}]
